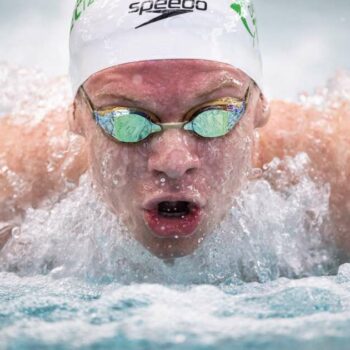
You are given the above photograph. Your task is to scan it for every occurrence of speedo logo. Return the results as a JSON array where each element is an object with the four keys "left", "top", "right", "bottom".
[{"left": 129, "top": 0, "right": 208, "bottom": 29}]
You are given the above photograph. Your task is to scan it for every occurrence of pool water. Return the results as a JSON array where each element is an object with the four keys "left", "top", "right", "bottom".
[
  {"left": 0, "top": 64, "right": 350, "bottom": 349},
  {"left": 2, "top": 266, "right": 350, "bottom": 350}
]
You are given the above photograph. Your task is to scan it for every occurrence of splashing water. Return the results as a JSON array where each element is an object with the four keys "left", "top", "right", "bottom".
[
  {"left": 0, "top": 64, "right": 350, "bottom": 349},
  {"left": 0, "top": 153, "right": 338, "bottom": 284},
  {"left": 0, "top": 62, "right": 71, "bottom": 123}
]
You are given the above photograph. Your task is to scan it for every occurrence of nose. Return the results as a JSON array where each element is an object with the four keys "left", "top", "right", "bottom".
[{"left": 148, "top": 129, "right": 201, "bottom": 179}]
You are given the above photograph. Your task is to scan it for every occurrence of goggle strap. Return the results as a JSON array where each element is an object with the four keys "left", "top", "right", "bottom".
[{"left": 79, "top": 86, "right": 95, "bottom": 114}]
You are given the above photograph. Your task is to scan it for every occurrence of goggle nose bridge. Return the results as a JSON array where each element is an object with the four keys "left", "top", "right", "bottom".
[{"left": 159, "top": 122, "right": 188, "bottom": 130}]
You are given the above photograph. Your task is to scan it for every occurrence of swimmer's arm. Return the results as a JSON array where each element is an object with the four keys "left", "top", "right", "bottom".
[
  {"left": 256, "top": 99, "right": 350, "bottom": 251},
  {"left": 0, "top": 108, "right": 88, "bottom": 223}
]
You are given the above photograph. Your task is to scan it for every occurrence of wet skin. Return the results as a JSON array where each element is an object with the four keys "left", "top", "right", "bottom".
[
  {"left": 1, "top": 60, "right": 350, "bottom": 258},
  {"left": 72, "top": 60, "right": 268, "bottom": 258}
]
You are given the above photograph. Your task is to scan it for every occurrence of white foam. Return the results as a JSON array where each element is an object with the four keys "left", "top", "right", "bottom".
[
  {"left": 0, "top": 65, "right": 348, "bottom": 284},
  {"left": 0, "top": 151, "right": 337, "bottom": 283}
]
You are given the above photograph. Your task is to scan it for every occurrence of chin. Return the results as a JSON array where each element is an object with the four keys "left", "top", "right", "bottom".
[
  {"left": 139, "top": 228, "right": 204, "bottom": 260},
  {"left": 147, "top": 243, "right": 199, "bottom": 260}
]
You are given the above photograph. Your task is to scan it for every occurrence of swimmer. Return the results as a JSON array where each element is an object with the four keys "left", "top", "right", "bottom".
[{"left": 1, "top": 0, "right": 350, "bottom": 259}]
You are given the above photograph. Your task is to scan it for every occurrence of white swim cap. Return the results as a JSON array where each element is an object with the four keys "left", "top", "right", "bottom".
[{"left": 69, "top": 0, "right": 262, "bottom": 96}]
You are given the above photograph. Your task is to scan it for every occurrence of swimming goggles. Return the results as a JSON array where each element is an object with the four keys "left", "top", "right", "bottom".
[{"left": 80, "top": 86, "right": 250, "bottom": 143}]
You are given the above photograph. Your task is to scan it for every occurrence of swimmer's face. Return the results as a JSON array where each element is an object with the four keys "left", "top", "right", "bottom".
[{"left": 73, "top": 60, "right": 268, "bottom": 259}]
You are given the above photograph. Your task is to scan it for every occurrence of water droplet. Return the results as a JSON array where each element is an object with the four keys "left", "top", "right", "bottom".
[
  {"left": 250, "top": 168, "right": 263, "bottom": 179},
  {"left": 112, "top": 174, "right": 119, "bottom": 186},
  {"left": 11, "top": 226, "right": 21, "bottom": 239}
]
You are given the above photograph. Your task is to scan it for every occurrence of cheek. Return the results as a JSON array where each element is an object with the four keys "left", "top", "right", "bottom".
[
  {"left": 86, "top": 128, "right": 148, "bottom": 196},
  {"left": 197, "top": 125, "right": 254, "bottom": 190}
]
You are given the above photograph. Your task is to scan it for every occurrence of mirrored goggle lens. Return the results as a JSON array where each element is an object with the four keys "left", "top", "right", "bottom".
[
  {"left": 184, "top": 103, "right": 246, "bottom": 138},
  {"left": 95, "top": 111, "right": 161, "bottom": 143}
]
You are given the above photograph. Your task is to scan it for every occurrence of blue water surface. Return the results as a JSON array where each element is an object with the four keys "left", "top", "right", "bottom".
[{"left": 1, "top": 263, "right": 350, "bottom": 350}]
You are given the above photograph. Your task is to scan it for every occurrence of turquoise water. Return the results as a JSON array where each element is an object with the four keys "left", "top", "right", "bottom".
[{"left": 1, "top": 266, "right": 350, "bottom": 350}]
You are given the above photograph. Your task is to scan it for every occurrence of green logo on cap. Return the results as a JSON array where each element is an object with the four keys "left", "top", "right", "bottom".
[
  {"left": 71, "top": 0, "right": 95, "bottom": 31},
  {"left": 230, "top": 1, "right": 258, "bottom": 45}
]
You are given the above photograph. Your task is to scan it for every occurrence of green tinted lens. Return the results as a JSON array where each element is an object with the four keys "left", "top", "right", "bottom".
[
  {"left": 114, "top": 114, "right": 153, "bottom": 142},
  {"left": 185, "top": 109, "right": 231, "bottom": 138},
  {"left": 95, "top": 111, "right": 161, "bottom": 143},
  {"left": 184, "top": 104, "right": 245, "bottom": 138}
]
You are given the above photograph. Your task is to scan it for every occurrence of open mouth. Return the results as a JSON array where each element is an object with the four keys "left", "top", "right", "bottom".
[
  {"left": 143, "top": 200, "right": 202, "bottom": 238},
  {"left": 158, "top": 201, "right": 191, "bottom": 218}
]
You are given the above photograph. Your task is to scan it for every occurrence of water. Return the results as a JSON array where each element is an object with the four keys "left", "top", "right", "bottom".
[
  {"left": 0, "top": 64, "right": 350, "bottom": 349},
  {"left": 1, "top": 267, "right": 350, "bottom": 350},
  {"left": 0, "top": 154, "right": 337, "bottom": 283}
]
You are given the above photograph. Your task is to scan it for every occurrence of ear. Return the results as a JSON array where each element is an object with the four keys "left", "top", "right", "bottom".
[
  {"left": 68, "top": 93, "right": 86, "bottom": 136},
  {"left": 253, "top": 89, "right": 271, "bottom": 128}
]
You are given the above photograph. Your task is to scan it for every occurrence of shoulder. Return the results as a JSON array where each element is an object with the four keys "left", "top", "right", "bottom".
[{"left": 255, "top": 100, "right": 327, "bottom": 168}]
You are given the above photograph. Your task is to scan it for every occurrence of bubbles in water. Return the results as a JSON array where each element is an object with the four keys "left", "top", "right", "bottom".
[
  {"left": 0, "top": 151, "right": 338, "bottom": 283},
  {"left": 299, "top": 70, "right": 350, "bottom": 111},
  {"left": 0, "top": 62, "right": 71, "bottom": 124}
]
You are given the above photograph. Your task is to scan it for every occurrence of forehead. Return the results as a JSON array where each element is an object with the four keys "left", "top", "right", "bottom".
[{"left": 84, "top": 60, "right": 251, "bottom": 102}]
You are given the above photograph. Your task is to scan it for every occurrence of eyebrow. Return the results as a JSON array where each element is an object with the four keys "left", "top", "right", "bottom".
[
  {"left": 195, "top": 80, "right": 247, "bottom": 100},
  {"left": 95, "top": 93, "right": 140, "bottom": 107},
  {"left": 90, "top": 77, "right": 248, "bottom": 109}
]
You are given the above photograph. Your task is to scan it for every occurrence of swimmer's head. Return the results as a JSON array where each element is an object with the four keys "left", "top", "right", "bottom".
[
  {"left": 69, "top": 0, "right": 269, "bottom": 258},
  {"left": 69, "top": 0, "right": 263, "bottom": 95}
]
